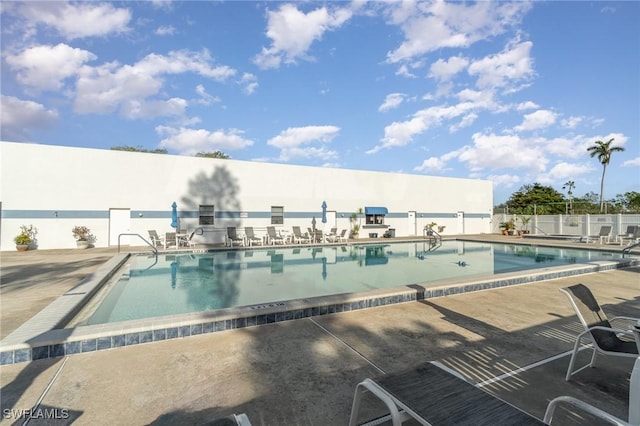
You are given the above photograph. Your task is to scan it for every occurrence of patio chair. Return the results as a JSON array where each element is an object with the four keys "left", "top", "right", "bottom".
[
  {"left": 165, "top": 232, "right": 178, "bottom": 249},
  {"left": 560, "top": 283, "right": 639, "bottom": 381},
  {"left": 617, "top": 225, "right": 639, "bottom": 246},
  {"left": 178, "top": 231, "right": 196, "bottom": 248},
  {"left": 148, "top": 230, "right": 164, "bottom": 248},
  {"left": 226, "top": 227, "right": 244, "bottom": 247},
  {"left": 349, "top": 362, "right": 544, "bottom": 426},
  {"left": 266, "top": 226, "right": 284, "bottom": 245},
  {"left": 327, "top": 229, "right": 347, "bottom": 243},
  {"left": 544, "top": 356, "right": 640, "bottom": 425},
  {"left": 581, "top": 225, "right": 612, "bottom": 244},
  {"left": 291, "top": 226, "right": 310, "bottom": 244},
  {"left": 244, "top": 227, "right": 263, "bottom": 246},
  {"left": 325, "top": 227, "right": 337, "bottom": 240}
]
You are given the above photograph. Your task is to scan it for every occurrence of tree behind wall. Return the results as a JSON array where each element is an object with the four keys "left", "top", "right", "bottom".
[
  {"left": 586, "top": 138, "right": 625, "bottom": 213},
  {"left": 504, "top": 183, "right": 566, "bottom": 214}
]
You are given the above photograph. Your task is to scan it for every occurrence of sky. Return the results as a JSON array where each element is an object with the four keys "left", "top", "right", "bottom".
[{"left": 1, "top": 0, "right": 639, "bottom": 204}]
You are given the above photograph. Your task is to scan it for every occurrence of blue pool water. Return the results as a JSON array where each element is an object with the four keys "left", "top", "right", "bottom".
[{"left": 84, "top": 241, "right": 622, "bottom": 325}]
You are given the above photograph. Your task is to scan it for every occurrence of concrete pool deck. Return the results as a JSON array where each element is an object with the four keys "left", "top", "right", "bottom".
[{"left": 1, "top": 235, "right": 639, "bottom": 424}]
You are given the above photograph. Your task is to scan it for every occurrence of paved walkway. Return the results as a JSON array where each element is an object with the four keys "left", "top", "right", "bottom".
[{"left": 1, "top": 237, "right": 638, "bottom": 425}]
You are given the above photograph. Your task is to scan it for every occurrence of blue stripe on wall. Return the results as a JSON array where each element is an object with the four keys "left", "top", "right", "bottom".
[{"left": 3, "top": 210, "right": 491, "bottom": 220}]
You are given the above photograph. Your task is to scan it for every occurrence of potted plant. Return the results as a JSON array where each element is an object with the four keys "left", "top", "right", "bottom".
[
  {"left": 14, "top": 224, "right": 37, "bottom": 251},
  {"left": 350, "top": 212, "right": 360, "bottom": 239},
  {"left": 425, "top": 222, "right": 437, "bottom": 235},
  {"left": 517, "top": 215, "right": 531, "bottom": 236},
  {"left": 350, "top": 223, "right": 360, "bottom": 239},
  {"left": 499, "top": 219, "right": 516, "bottom": 236},
  {"left": 72, "top": 225, "right": 92, "bottom": 249}
]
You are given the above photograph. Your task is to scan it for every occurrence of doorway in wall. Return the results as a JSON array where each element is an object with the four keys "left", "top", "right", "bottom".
[
  {"left": 407, "top": 211, "right": 416, "bottom": 236},
  {"left": 325, "top": 211, "right": 337, "bottom": 230},
  {"left": 109, "top": 208, "right": 131, "bottom": 246},
  {"left": 457, "top": 211, "right": 464, "bottom": 234}
]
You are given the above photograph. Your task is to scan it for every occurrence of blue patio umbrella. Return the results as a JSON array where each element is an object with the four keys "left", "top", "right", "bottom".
[
  {"left": 321, "top": 201, "right": 327, "bottom": 224},
  {"left": 171, "top": 201, "right": 178, "bottom": 229}
]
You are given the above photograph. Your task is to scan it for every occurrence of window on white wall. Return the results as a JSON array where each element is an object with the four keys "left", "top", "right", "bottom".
[
  {"left": 271, "top": 206, "right": 284, "bottom": 224},
  {"left": 199, "top": 205, "right": 214, "bottom": 225}
]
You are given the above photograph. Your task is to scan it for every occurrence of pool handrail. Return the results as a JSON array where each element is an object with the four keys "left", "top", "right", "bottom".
[
  {"left": 533, "top": 226, "right": 548, "bottom": 235},
  {"left": 622, "top": 241, "right": 640, "bottom": 258},
  {"left": 118, "top": 233, "right": 158, "bottom": 255}
]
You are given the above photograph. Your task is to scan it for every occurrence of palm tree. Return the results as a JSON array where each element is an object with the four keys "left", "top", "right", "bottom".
[
  {"left": 562, "top": 180, "right": 575, "bottom": 214},
  {"left": 587, "top": 138, "right": 625, "bottom": 212}
]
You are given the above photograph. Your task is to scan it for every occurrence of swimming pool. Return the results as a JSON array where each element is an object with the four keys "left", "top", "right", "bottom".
[{"left": 78, "top": 240, "right": 623, "bottom": 325}]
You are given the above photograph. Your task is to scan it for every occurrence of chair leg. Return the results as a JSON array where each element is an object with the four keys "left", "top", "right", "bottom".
[{"left": 566, "top": 344, "right": 580, "bottom": 381}]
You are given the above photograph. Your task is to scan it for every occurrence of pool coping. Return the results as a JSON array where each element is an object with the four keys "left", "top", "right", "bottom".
[{"left": 1, "top": 240, "right": 638, "bottom": 365}]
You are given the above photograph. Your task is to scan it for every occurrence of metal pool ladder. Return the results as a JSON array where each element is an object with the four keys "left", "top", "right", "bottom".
[
  {"left": 622, "top": 240, "right": 640, "bottom": 258},
  {"left": 118, "top": 233, "right": 158, "bottom": 255}
]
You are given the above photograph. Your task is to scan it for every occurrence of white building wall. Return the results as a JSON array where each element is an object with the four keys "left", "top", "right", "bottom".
[{"left": 1, "top": 142, "right": 493, "bottom": 250}]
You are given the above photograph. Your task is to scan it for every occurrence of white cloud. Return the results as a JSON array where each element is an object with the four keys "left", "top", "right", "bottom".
[
  {"left": 622, "top": 157, "right": 640, "bottom": 167},
  {"left": 267, "top": 125, "right": 340, "bottom": 161},
  {"left": 6, "top": 43, "right": 96, "bottom": 92},
  {"left": 156, "top": 126, "right": 254, "bottom": 155},
  {"left": 514, "top": 109, "right": 557, "bottom": 132},
  {"left": 239, "top": 73, "right": 258, "bottom": 95},
  {"left": 121, "top": 98, "right": 188, "bottom": 119},
  {"left": 17, "top": 1, "right": 131, "bottom": 40},
  {"left": 74, "top": 49, "right": 236, "bottom": 117},
  {"left": 253, "top": 4, "right": 353, "bottom": 69},
  {"left": 560, "top": 115, "right": 583, "bottom": 129},
  {"left": 537, "top": 162, "right": 594, "bottom": 184},
  {"left": 516, "top": 101, "right": 539, "bottom": 111},
  {"left": 456, "top": 132, "right": 548, "bottom": 173},
  {"left": 449, "top": 113, "right": 478, "bottom": 133},
  {"left": 368, "top": 102, "right": 476, "bottom": 153},
  {"left": 194, "top": 85, "right": 220, "bottom": 106},
  {"left": 414, "top": 156, "right": 449, "bottom": 173},
  {"left": 379, "top": 93, "right": 406, "bottom": 112},
  {"left": 0, "top": 95, "right": 58, "bottom": 141},
  {"left": 385, "top": 1, "right": 531, "bottom": 63},
  {"left": 468, "top": 39, "right": 534, "bottom": 91},
  {"left": 155, "top": 25, "right": 176, "bottom": 36},
  {"left": 429, "top": 55, "right": 469, "bottom": 81},
  {"left": 487, "top": 174, "right": 521, "bottom": 188}
]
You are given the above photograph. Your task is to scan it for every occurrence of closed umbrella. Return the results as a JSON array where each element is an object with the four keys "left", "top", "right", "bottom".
[
  {"left": 171, "top": 202, "right": 178, "bottom": 229},
  {"left": 321, "top": 201, "right": 327, "bottom": 224}
]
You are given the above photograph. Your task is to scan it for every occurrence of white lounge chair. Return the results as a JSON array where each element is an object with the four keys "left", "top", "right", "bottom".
[
  {"left": 560, "top": 283, "right": 639, "bottom": 381},
  {"left": 244, "top": 227, "right": 263, "bottom": 246},
  {"left": 617, "top": 226, "right": 639, "bottom": 246},
  {"left": 327, "top": 229, "right": 347, "bottom": 243},
  {"left": 226, "top": 227, "right": 244, "bottom": 247},
  {"left": 349, "top": 362, "right": 544, "bottom": 426},
  {"left": 178, "top": 231, "right": 196, "bottom": 248},
  {"left": 266, "top": 226, "right": 285, "bottom": 245},
  {"left": 544, "top": 356, "right": 640, "bottom": 425},
  {"left": 148, "top": 230, "right": 164, "bottom": 248},
  {"left": 165, "top": 232, "right": 178, "bottom": 249},
  {"left": 581, "top": 225, "right": 612, "bottom": 244},
  {"left": 291, "top": 226, "right": 310, "bottom": 244}
]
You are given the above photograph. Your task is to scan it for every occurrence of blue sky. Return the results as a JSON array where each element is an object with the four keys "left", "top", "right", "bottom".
[{"left": 2, "top": 1, "right": 638, "bottom": 204}]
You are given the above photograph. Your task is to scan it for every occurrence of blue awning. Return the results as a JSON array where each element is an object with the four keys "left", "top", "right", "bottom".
[{"left": 364, "top": 207, "right": 388, "bottom": 215}]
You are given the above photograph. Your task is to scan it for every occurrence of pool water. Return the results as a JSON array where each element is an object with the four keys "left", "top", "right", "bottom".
[{"left": 83, "top": 241, "right": 621, "bottom": 325}]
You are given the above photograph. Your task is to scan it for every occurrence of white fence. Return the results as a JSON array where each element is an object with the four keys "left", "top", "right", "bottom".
[{"left": 491, "top": 213, "right": 640, "bottom": 237}]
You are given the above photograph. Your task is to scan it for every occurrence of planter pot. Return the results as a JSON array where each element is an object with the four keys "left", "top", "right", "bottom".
[
  {"left": 76, "top": 240, "right": 90, "bottom": 249},
  {"left": 16, "top": 244, "right": 29, "bottom": 252}
]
